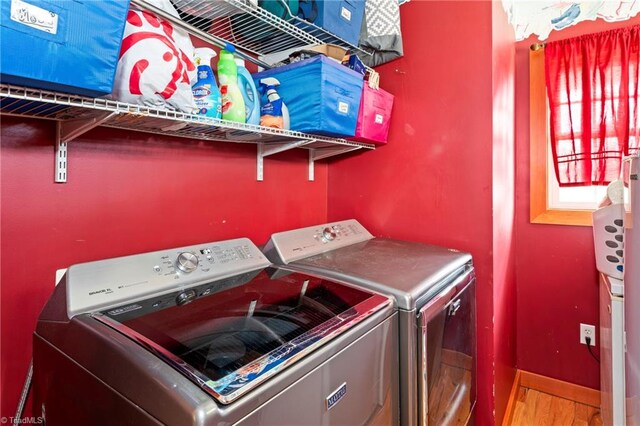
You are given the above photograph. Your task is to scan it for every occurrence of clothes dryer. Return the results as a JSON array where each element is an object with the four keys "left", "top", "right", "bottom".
[{"left": 263, "top": 219, "right": 476, "bottom": 425}]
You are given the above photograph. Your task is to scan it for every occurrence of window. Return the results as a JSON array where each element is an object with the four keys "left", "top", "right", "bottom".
[
  {"left": 547, "top": 149, "right": 608, "bottom": 211},
  {"left": 530, "top": 28, "right": 638, "bottom": 226},
  {"left": 530, "top": 46, "right": 595, "bottom": 226}
]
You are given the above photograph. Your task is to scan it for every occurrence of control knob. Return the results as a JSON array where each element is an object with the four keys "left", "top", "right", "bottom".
[
  {"left": 176, "top": 251, "right": 199, "bottom": 273},
  {"left": 176, "top": 290, "right": 196, "bottom": 306},
  {"left": 322, "top": 227, "right": 337, "bottom": 241}
]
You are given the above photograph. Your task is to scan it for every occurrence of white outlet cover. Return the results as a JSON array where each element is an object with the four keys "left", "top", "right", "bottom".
[{"left": 580, "top": 323, "right": 596, "bottom": 346}]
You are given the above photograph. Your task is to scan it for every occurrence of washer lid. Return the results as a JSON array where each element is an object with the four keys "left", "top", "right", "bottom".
[
  {"left": 94, "top": 268, "right": 390, "bottom": 405},
  {"left": 286, "top": 238, "right": 472, "bottom": 311}
]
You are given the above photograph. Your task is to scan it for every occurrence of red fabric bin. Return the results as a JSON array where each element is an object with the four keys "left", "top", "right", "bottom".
[{"left": 349, "top": 84, "right": 394, "bottom": 144}]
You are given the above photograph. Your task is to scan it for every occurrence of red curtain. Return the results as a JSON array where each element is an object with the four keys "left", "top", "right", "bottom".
[{"left": 545, "top": 25, "right": 640, "bottom": 186}]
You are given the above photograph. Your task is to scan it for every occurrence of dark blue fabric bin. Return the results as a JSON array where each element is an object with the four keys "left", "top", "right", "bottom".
[
  {"left": 298, "top": 0, "right": 365, "bottom": 46},
  {"left": 253, "top": 55, "right": 364, "bottom": 137},
  {"left": 0, "top": 0, "right": 129, "bottom": 97}
]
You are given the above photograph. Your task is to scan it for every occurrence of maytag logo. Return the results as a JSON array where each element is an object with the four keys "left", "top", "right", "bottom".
[
  {"left": 193, "top": 87, "right": 211, "bottom": 99},
  {"left": 326, "top": 382, "right": 347, "bottom": 410}
]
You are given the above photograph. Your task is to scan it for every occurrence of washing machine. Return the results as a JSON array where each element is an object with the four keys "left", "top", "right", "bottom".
[
  {"left": 33, "top": 237, "right": 398, "bottom": 425},
  {"left": 263, "top": 219, "right": 476, "bottom": 425}
]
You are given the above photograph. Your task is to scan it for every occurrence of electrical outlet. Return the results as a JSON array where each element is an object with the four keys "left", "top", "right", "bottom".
[{"left": 580, "top": 323, "right": 596, "bottom": 346}]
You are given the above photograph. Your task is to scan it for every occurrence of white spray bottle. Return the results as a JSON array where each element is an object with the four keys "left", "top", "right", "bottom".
[
  {"left": 258, "top": 77, "right": 290, "bottom": 130},
  {"left": 192, "top": 48, "right": 222, "bottom": 118}
]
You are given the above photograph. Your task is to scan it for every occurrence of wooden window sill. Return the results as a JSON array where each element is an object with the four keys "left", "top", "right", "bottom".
[{"left": 530, "top": 209, "right": 593, "bottom": 227}]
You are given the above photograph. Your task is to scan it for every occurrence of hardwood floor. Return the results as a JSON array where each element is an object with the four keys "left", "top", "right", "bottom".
[{"left": 510, "top": 387, "right": 603, "bottom": 426}]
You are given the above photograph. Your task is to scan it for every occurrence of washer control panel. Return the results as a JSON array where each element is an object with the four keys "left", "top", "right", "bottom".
[
  {"left": 263, "top": 219, "right": 374, "bottom": 264},
  {"left": 66, "top": 238, "right": 270, "bottom": 318}
]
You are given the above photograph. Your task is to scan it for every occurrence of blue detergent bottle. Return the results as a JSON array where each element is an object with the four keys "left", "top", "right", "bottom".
[
  {"left": 235, "top": 58, "right": 260, "bottom": 125},
  {"left": 192, "top": 48, "right": 222, "bottom": 118}
]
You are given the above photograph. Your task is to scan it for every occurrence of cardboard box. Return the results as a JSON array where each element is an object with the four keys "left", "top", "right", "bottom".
[{"left": 306, "top": 44, "right": 348, "bottom": 63}]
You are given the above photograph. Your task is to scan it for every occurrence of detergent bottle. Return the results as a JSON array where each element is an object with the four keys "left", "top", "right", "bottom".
[
  {"left": 192, "top": 48, "right": 222, "bottom": 118},
  {"left": 259, "top": 77, "right": 290, "bottom": 129},
  {"left": 217, "top": 43, "right": 245, "bottom": 123},
  {"left": 235, "top": 58, "right": 260, "bottom": 125}
]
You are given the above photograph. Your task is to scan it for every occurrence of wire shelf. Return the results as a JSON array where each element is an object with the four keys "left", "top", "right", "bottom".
[
  {"left": 143, "top": 0, "right": 367, "bottom": 59},
  {"left": 1, "top": 2, "right": 376, "bottom": 182},
  {"left": 0, "top": 84, "right": 373, "bottom": 151}
]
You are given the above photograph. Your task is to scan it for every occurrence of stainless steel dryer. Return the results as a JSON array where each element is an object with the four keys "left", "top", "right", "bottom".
[
  {"left": 33, "top": 237, "right": 398, "bottom": 425},
  {"left": 263, "top": 220, "right": 476, "bottom": 426}
]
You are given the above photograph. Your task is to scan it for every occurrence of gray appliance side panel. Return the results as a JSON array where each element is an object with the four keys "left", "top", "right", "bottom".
[
  {"left": 234, "top": 312, "right": 399, "bottom": 426},
  {"left": 398, "top": 309, "right": 419, "bottom": 426},
  {"left": 35, "top": 317, "right": 217, "bottom": 426},
  {"left": 33, "top": 336, "right": 163, "bottom": 426},
  {"left": 288, "top": 238, "right": 472, "bottom": 310}
]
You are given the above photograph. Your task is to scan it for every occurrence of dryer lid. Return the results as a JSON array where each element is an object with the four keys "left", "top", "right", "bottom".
[{"left": 285, "top": 238, "right": 472, "bottom": 311}]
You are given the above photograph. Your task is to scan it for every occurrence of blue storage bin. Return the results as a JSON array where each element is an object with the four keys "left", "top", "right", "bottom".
[
  {"left": 253, "top": 55, "right": 364, "bottom": 137},
  {"left": 298, "top": 0, "right": 365, "bottom": 46},
  {"left": 0, "top": 0, "right": 130, "bottom": 97}
]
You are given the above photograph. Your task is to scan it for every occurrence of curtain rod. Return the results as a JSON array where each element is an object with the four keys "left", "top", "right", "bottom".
[{"left": 530, "top": 43, "right": 546, "bottom": 51}]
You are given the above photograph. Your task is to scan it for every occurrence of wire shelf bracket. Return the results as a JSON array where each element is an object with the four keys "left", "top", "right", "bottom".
[
  {"left": 308, "top": 146, "right": 361, "bottom": 181},
  {"left": 55, "top": 111, "right": 118, "bottom": 183},
  {"left": 257, "top": 139, "right": 314, "bottom": 181}
]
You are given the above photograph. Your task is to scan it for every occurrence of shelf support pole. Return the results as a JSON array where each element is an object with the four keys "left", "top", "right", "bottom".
[
  {"left": 55, "top": 112, "right": 118, "bottom": 183},
  {"left": 257, "top": 140, "right": 314, "bottom": 181},
  {"left": 308, "top": 146, "right": 362, "bottom": 181}
]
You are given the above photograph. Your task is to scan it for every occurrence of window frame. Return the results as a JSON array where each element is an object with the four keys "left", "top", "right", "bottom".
[{"left": 529, "top": 47, "right": 593, "bottom": 226}]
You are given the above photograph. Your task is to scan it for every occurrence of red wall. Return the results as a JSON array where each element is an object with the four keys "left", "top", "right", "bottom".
[
  {"left": 0, "top": 117, "right": 328, "bottom": 416},
  {"left": 492, "top": 2, "right": 517, "bottom": 423},
  {"left": 328, "top": 2, "right": 516, "bottom": 424},
  {"left": 6, "top": 3, "right": 636, "bottom": 422},
  {"left": 514, "top": 15, "right": 640, "bottom": 390}
]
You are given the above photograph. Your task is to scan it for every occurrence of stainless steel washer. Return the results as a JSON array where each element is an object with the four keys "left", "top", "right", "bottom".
[
  {"left": 263, "top": 219, "right": 476, "bottom": 425},
  {"left": 33, "top": 237, "right": 398, "bottom": 425}
]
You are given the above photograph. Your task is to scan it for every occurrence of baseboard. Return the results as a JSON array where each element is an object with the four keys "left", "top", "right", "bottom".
[
  {"left": 519, "top": 370, "right": 600, "bottom": 407},
  {"left": 502, "top": 370, "right": 600, "bottom": 425},
  {"left": 501, "top": 370, "right": 521, "bottom": 426}
]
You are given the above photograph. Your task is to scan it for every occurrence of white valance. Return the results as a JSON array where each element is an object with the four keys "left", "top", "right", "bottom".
[{"left": 502, "top": 0, "right": 640, "bottom": 41}]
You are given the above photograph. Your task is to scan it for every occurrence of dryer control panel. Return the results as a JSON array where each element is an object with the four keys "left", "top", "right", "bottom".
[
  {"left": 66, "top": 238, "right": 270, "bottom": 318},
  {"left": 263, "top": 219, "right": 374, "bottom": 264}
]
